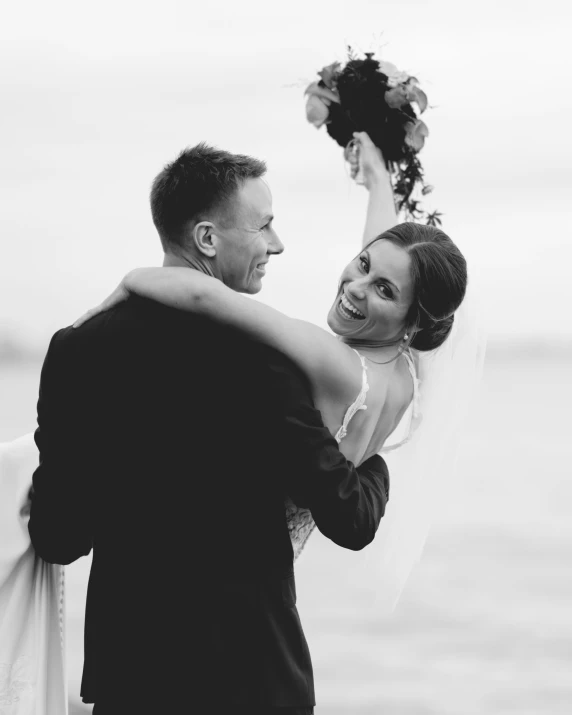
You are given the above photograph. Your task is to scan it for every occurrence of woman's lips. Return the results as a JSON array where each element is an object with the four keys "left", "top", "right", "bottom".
[{"left": 337, "top": 293, "right": 365, "bottom": 321}]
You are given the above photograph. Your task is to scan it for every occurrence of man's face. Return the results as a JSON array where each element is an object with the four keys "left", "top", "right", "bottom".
[{"left": 212, "top": 178, "right": 284, "bottom": 294}]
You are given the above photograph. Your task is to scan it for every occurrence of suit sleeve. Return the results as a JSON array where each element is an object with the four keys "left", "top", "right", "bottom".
[
  {"left": 267, "top": 352, "right": 390, "bottom": 551},
  {"left": 28, "top": 329, "right": 94, "bottom": 564}
]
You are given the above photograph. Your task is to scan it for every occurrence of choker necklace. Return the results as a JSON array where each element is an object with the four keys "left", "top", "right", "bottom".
[
  {"left": 343, "top": 336, "right": 403, "bottom": 350},
  {"left": 342, "top": 332, "right": 411, "bottom": 365}
]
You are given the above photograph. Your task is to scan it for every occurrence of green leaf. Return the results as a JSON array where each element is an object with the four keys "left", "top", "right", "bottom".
[
  {"left": 305, "top": 95, "right": 330, "bottom": 128},
  {"left": 407, "top": 84, "right": 428, "bottom": 113},
  {"left": 404, "top": 119, "right": 429, "bottom": 152},
  {"left": 318, "top": 62, "right": 341, "bottom": 90},
  {"left": 426, "top": 211, "right": 443, "bottom": 227},
  {"left": 384, "top": 86, "right": 410, "bottom": 109},
  {"left": 304, "top": 81, "right": 340, "bottom": 105}
]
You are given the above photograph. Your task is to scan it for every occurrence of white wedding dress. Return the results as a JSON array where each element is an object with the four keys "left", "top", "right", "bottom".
[{"left": 0, "top": 433, "right": 67, "bottom": 715}]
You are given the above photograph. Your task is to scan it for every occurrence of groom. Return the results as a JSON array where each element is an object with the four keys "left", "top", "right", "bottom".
[{"left": 29, "top": 143, "right": 389, "bottom": 714}]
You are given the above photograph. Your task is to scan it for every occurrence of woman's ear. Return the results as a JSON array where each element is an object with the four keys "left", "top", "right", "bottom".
[{"left": 192, "top": 221, "right": 217, "bottom": 258}]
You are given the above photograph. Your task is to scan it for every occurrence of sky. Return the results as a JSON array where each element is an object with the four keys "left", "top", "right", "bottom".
[{"left": 1, "top": 0, "right": 571, "bottom": 351}]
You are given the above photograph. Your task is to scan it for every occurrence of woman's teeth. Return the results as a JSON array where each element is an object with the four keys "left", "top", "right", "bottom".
[{"left": 339, "top": 294, "right": 365, "bottom": 321}]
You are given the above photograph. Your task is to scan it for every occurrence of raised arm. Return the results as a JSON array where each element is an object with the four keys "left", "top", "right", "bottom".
[
  {"left": 75, "top": 268, "right": 360, "bottom": 406},
  {"left": 350, "top": 132, "right": 399, "bottom": 246}
]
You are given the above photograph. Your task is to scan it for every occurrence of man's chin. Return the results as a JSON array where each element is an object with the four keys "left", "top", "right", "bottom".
[{"left": 244, "top": 277, "right": 264, "bottom": 294}]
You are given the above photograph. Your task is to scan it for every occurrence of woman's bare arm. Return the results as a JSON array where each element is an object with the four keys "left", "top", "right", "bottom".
[
  {"left": 350, "top": 132, "right": 399, "bottom": 246},
  {"left": 362, "top": 170, "right": 398, "bottom": 246},
  {"left": 74, "top": 268, "right": 361, "bottom": 404}
]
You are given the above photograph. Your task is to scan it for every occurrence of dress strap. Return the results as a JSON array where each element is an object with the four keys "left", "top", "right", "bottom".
[{"left": 334, "top": 349, "right": 369, "bottom": 443}]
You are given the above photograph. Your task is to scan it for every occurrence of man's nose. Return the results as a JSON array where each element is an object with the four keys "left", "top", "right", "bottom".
[{"left": 267, "top": 229, "right": 284, "bottom": 255}]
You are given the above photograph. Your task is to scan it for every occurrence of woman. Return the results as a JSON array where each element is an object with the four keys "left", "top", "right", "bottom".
[{"left": 74, "top": 133, "right": 471, "bottom": 567}]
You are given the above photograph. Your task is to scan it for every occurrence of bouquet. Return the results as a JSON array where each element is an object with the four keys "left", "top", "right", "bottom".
[{"left": 305, "top": 48, "right": 442, "bottom": 226}]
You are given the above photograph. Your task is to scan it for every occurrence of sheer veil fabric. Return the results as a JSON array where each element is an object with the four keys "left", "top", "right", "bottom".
[
  {"left": 367, "top": 283, "right": 487, "bottom": 613},
  {"left": 0, "top": 433, "right": 67, "bottom": 715}
]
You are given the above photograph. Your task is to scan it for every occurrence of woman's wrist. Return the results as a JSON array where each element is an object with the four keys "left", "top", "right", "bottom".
[{"left": 365, "top": 169, "right": 391, "bottom": 192}]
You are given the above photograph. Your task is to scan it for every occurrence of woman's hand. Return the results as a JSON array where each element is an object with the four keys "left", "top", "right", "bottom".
[
  {"left": 346, "top": 132, "right": 390, "bottom": 191},
  {"left": 73, "top": 275, "right": 133, "bottom": 328},
  {"left": 73, "top": 267, "right": 216, "bottom": 329}
]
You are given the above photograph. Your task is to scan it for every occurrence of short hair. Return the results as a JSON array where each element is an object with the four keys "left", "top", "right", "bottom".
[
  {"left": 150, "top": 142, "right": 267, "bottom": 249},
  {"left": 369, "top": 222, "right": 467, "bottom": 351}
]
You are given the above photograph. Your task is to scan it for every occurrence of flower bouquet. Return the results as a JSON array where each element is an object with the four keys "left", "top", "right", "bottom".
[{"left": 305, "top": 48, "right": 441, "bottom": 226}]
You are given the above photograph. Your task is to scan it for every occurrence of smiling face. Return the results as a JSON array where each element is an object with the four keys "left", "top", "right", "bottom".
[
  {"left": 212, "top": 178, "right": 284, "bottom": 294},
  {"left": 327, "top": 239, "right": 415, "bottom": 343}
]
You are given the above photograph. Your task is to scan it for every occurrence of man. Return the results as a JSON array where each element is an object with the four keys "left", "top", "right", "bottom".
[{"left": 29, "top": 143, "right": 389, "bottom": 714}]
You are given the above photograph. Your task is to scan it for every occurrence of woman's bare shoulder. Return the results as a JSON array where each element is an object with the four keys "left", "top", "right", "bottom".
[{"left": 291, "top": 319, "right": 365, "bottom": 404}]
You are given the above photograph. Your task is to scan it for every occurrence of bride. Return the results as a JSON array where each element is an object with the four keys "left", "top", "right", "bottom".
[{"left": 74, "top": 133, "right": 475, "bottom": 568}]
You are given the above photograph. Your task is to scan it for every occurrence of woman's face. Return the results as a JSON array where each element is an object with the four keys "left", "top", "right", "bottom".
[{"left": 327, "top": 239, "right": 415, "bottom": 343}]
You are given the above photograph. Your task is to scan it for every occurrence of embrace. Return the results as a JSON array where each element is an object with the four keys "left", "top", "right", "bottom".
[{"left": 0, "top": 133, "right": 476, "bottom": 714}]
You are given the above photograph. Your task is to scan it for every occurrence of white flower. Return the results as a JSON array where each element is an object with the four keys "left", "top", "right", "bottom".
[{"left": 378, "top": 60, "right": 410, "bottom": 88}]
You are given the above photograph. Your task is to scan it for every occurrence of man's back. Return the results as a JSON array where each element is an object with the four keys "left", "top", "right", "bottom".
[{"left": 30, "top": 296, "right": 388, "bottom": 711}]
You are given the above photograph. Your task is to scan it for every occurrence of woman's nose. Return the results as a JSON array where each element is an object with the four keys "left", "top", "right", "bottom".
[{"left": 346, "top": 279, "right": 367, "bottom": 301}]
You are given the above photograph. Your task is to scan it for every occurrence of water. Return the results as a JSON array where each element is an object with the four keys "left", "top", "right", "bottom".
[{"left": 1, "top": 354, "right": 571, "bottom": 714}]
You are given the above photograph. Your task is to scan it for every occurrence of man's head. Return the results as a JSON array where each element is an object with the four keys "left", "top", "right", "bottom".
[{"left": 150, "top": 143, "right": 284, "bottom": 293}]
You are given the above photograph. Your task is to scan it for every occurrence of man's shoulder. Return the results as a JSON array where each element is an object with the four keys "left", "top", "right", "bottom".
[
  {"left": 47, "top": 298, "right": 310, "bottom": 389},
  {"left": 52, "top": 297, "right": 208, "bottom": 346}
]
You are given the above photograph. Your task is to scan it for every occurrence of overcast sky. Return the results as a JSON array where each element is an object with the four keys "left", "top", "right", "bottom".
[{"left": 1, "top": 0, "right": 570, "bottom": 349}]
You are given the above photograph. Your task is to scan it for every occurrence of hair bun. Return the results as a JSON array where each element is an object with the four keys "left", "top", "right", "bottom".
[{"left": 410, "top": 313, "right": 454, "bottom": 352}]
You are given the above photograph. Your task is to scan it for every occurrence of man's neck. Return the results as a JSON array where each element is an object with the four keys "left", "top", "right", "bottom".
[{"left": 162, "top": 251, "right": 217, "bottom": 279}]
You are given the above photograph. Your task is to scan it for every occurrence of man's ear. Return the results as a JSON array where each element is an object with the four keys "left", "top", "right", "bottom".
[{"left": 192, "top": 221, "right": 217, "bottom": 258}]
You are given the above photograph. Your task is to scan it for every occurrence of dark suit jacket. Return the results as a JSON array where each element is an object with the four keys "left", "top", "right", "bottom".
[{"left": 28, "top": 296, "right": 389, "bottom": 712}]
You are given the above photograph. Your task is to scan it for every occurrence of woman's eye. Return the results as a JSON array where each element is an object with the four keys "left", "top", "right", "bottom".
[
  {"left": 378, "top": 285, "right": 393, "bottom": 299},
  {"left": 359, "top": 256, "right": 369, "bottom": 272}
]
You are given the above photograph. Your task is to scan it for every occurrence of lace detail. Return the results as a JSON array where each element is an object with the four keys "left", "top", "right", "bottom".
[
  {"left": 0, "top": 656, "right": 34, "bottom": 713},
  {"left": 58, "top": 565, "right": 65, "bottom": 656},
  {"left": 334, "top": 350, "right": 369, "bottom": 442},
  {"left": 287, "top": 349, "right": 370, "bottom": 560},
  {"left": 285, "top": 498, "right": 315, "bottom": 561}
]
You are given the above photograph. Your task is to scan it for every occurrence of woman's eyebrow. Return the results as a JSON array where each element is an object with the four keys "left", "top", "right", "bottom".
[
  {"left": 383, "top": 278, "right": 400, "bottom": 294},
  {"left": 364, "top": 251, "right": 401, "bottom": 294}
]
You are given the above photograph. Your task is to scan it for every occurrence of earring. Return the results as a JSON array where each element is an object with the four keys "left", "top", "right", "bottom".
[{"left": 403, "top": 333, "right": 409, "bottom": 341}]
